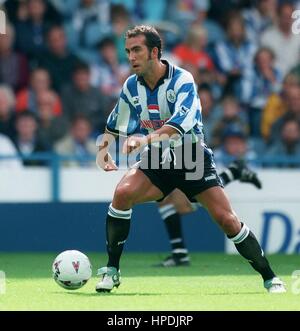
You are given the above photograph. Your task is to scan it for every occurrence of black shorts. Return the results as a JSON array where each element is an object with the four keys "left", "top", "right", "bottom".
[{"left": 139, "top": 142, "right": 223, "bottom": 201}]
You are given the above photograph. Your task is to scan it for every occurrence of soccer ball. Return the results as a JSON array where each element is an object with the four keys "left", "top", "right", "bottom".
[{"left": 52, "top": 250, "right": 92, "bottom": 290}]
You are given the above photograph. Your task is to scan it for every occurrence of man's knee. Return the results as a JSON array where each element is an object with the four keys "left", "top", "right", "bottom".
[
  {"left": 113, "top": 185, "right": 136, "bottom": 209},
  {"left": 213, "top": 210, "right": 241, "bottom": 235}
]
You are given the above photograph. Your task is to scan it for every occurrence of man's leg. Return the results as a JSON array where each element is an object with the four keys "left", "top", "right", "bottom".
[
  {"left": 220, "top": 160, "right": 262, "bottom": 189},
  {"left": 195, "top": 186, "right": 285, "bottom": 293},
  {"left": 157, "top": 162, "right": 262, "bottom": 267},
  {"left": 157, "top": 189, "right": 192, "bottom": 267},
  {"left": 96, "top": 168, "right": 164, "bottom": 292}
]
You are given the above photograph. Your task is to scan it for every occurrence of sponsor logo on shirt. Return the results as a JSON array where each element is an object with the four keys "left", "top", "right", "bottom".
[
  {"left": 140, "top": 119, "right": 169, "bottom": 130},
  {"left": 204, "top": 174, "right": 216, "bottom": 181}
]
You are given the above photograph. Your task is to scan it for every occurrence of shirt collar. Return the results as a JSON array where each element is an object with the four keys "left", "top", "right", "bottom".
[{"left": 137, "top": 59, "right": 172, "bottom": 90}]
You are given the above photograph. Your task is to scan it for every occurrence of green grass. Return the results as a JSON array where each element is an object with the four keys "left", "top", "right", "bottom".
[{"left": 0, "top": 253, "right": 299, "bottom": 311}]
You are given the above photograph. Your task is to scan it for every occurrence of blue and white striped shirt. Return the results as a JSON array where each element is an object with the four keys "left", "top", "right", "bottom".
[
  {"left": 242, "top": 8, "right": 273, "bottom": 44},
  {"left": 106, "top": 60, "right": 203, "bottom": 143},
  {"left": 214, "top": 39, "right": 257, "bottom": 75}
]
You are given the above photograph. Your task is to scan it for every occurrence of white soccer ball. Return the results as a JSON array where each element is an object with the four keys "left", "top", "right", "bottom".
[{"left": 52, "top": 250, "right": 92, "bottom": 290}]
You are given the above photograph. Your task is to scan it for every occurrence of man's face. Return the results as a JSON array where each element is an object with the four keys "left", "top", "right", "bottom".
[
  {"left": 279, "top": 5, "right": 294, "bottom": 32},
  {"left": 0, "top": 90, "right": 10, "bottom": 115},
  {"left": 227, "top": 19, "right": 245, "bottom": 44},
  {"left": 72, "top": 119, "right": 91, "bottom": 143},
  {"left": 256, "top": 50, "right": 273, "bottom": 70},
  {"left": 224, "top": 136, "right": 247, "bottom": 157},
  {"left": 282, "top": 121, "right": 300, "bottom": 144},
  {"left": 73, "top": 70, "right": 90, "bottom": 91},
  {"left": 48, "top": 28, "right": 66, "bottom": 55},
  {"left": 125, "top": 35, "right": 153, "bottom": 76},
  {"left": 16, "top": 117, "right": 37, "bottom": 141}
]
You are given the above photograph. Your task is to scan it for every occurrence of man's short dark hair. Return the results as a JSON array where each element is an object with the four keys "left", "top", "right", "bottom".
[
  {"left": 125, "top": 25, "right": 162, "bottom": 59},
  {"left": 16, "top": 110, "right": 38, "bottom": 123},
  {"left": 97, "top": 36, "right": 115, "bottom": 50},
  {"left": 73, "top": 61, "right": 90, "bottom": 74},
  {"left": 71, "top": 113, "right": 91, "bottom": 127}
]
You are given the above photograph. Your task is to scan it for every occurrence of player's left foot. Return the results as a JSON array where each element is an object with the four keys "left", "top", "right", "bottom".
[
  {"left": 155, "top": 254, "right": 190, "bottom": 267},
  {"left": 95, "top": 266, "right": 121, "bottom": 292},
  {"left": 264, "top": 277, "right": 286, "bottom": 293},
  {"left": 229, "top": 160, "right": 262, "bottom": 189}
]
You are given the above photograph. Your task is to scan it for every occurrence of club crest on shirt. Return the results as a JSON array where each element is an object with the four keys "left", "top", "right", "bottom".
[
  {"left": 132, "top": 96, "right": 140, "bottom": 105},
  {"left": 166, "top": 89, "right": 176, "bottom": 103}
]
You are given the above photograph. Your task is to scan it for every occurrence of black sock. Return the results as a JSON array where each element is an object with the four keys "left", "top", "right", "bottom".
[
  {"left": 106, "top": 204, "right": 132, "bottom": 270},
  {"left": 229, "top": 223, "right": 276, "bottom": 282},
  {"left": 159, "top": 204, "right": 189, "bottom": 259},
  {"left": 220, "top": 168, "right": 236, "bottom": 185}
]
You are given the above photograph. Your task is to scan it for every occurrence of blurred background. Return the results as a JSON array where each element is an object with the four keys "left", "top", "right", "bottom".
[{"left": 0, "top": 0, "right": 300, "bottom": 255}]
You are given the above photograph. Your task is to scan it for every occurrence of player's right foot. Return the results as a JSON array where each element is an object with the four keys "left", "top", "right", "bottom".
[
  {"left": 95, "top": 266, "right": 121, "bottom": 292},
  {"left": 155, "top": 255, "right": 190, "bottom": 267},
  {"left": 229, "top": 160, "right": 262, "bottom": 189},
  {"left": 264, "top": 277, "right": 286, "bottom": 293}
]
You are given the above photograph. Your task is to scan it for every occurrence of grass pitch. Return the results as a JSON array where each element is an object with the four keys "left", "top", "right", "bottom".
[{"left": 0, "top": 253, "right": 299, "bottom": 311}]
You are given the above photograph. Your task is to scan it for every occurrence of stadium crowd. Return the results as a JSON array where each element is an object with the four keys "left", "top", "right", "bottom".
[{"left": 0, "top": 0, "right": 300, "bottom": 168}]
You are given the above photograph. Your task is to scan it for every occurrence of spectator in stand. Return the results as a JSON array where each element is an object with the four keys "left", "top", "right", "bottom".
[
  {"left": 166, "top": 0, "right": 224, "bottom": 43},
  {"left": 4, "top": 0, "right": 30, "bottom": 24},
  {"left": 13, "top": 111, "right": 50, "bottom": 166},
  {"left": 0, "top": 22, "right": 29, "bottom": 91},
  {"left": 260, "top": 2, "right": 300, "bottom": 75},
  {"left": 14, "top": 0, "right": 50, "bottom": 60},
  {"left": 112, "top": 0, "right": 167, "bottom": 23},
  {"left": 209, "top": 0, "right": 249, "bottom": 24},
  {"left": 0, "top": 133, "right": 23, "bottom": 169},
  {"left": 111, "top": 4, "right": 132, "bottom": 64},
  {"left": 171, "top": 25, "right": 221, "bottom": 95},
  {"left": 241, "top": 47, "right": 283, "bottom": 137},
  {"left": 54, "top": 114, "right": 96, "bottom": 167},
  {"left": 47, "top": 0, "right": 80, "bottom": 20},
  {"left": 37, "top": 25, "right": 80, "bottom": 92},
  {"left": 5, "top": 0, "right": 62, "bottom": 25},
  {"left": 198, "top": 84, "right": 219, "bottom": 146},
  {"left": 215, "top": 12, "right": 256, "bottom": 99},
  {"left": 266, "top": 117, "right": 300, "bottom": 167},
  {"left": 269, "top": 84, "right": 300, "bottom": 143},
  {"left": 214, "top": 11, "right": 257, "bottom": 100},
  {"left": 36, "top": 90, "right": 69, "bottom": 147},
  {"left": 172, "top": 25, "right": 215, "bottom": 72},
  {"left": 242, "top": 0, "right": 277, "bottom": 44},
  {"left": 16, "top": 67, "right": 62, "bottom": 116},
  {"left": 290, "top": 62, "right": 300, "bottom": 81},
  {"left": 64, "top": 0, "right": 111, "bottom": 63},
  {"left": 214, "top": 125, "right": 257, "bottom": 166},
  {"left": 211, "top": 95, "right": 249, "bottom": 148},
  {"left": 61, "top": 61, "right": 111, "bottom": 134},
  {"left": 261, "top": 73, "right": 300, "bottom": 141},
  {"left": 90, "top": 36, "right": 130, "bottom": 100},
  {"left": 0, "top": 85, "right": 16, "bottom": 139}
]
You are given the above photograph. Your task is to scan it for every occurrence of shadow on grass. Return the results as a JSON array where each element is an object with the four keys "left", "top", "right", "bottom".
[
  {"left": 2, "top": 253, "right": 297, "bottom": 278},
  {"left": 52, "top": 290, "right": 266, "bottom": 297},
  {"left": 205, "top": 291, "right": 264, "bottom": 296},
  {"left": 52, "top": 291, "right": 167, "bottom": 297}
]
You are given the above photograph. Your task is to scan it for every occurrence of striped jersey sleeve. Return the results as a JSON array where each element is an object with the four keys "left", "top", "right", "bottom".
[
  {"left": 165, "top": 71, "right": 202, "bottom": 135},
  {"left": 106, "top": 76, "right": 139, "bottom": 136}
]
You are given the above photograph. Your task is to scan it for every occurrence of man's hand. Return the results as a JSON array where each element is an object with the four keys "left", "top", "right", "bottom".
[
  {"left": 95, "top": 131, "right": 118, "bottom": 171},
  {"left": 96, "top": 149, "right": 118, "bottom": 171},
  {"left": 122, "top": 135, "right": 148, "bottom": 154}
]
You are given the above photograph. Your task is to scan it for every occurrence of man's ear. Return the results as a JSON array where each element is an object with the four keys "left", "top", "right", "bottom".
[{"left": 151, "top": 47, "right": 158, "bottom": 59}]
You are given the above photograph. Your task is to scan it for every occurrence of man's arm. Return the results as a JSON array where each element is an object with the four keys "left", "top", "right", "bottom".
[{"left": 122, "top": 126, "right": 180, "bottom": 154}]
